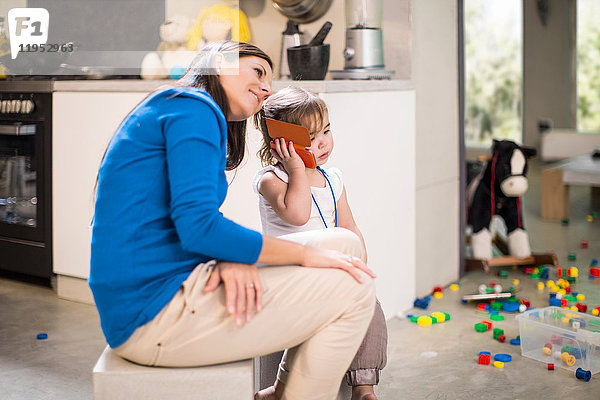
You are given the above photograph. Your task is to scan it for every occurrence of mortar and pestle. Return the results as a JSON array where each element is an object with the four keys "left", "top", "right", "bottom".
[{"left": 287, "top": 21, "right": 332, "bottom": 80}]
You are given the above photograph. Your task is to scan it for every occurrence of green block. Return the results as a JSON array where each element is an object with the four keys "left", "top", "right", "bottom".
[
  {"left": 568, "top": 253, "right": 576, "bottom": 261},
  {"left": 485, "top": 287, "right": 494, "bottom": 293},
  {"left": 592, "top": 211, "right": 599, "bottom": 218},
  {"left": 491, "top": 302, "right": 504, "bottom": 310},
  {"left": 561, "top": 345, "right": 573, "bottom": 353},
  {"left": 490, "top": 314, "right": 505, "bottom": 321},
  {"left": 443, "top": 312, "right": 451, "bottom": 321},
  {"left": 567, "top": 276, "right": 577, "bottom": 283},
  {"left": 506, "top": 297, "right": 519, "bottom": 303},
  {"left": 564, "top": 295, "right": 577, "bottom": 302},
  {"left": 499, "top": 270, "right": 508, "bottom": 278},
  {"left": 561, "top": 218, "right": 570, "bottom": 226},
  {"left": 530, "top": 273, "right": 540, "bottom": 280},
  {"left": 474, "top": 323, "right": 487, "bottom": 332},
  {"left": 410, "top": 316, "right": 419, "bottom": 323},
  {"left": 430, "top": 315, "right": 438, "bottom": 324},
  {"left": 493, "top": 328, "right": 504, "bottom": 339}
]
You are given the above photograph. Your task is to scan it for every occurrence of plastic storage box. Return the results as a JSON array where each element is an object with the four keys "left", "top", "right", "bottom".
[{"left": 516, "top": 306, "right": 600, "bottom": 374}]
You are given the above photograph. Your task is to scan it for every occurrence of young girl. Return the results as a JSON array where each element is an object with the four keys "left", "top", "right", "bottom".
[{"left": 253, "top": 87, "right": 387, "bottom": 400}]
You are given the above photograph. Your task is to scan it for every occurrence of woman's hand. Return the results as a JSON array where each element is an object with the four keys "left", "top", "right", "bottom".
[
  {"left": 270, "top": 138, "right": 305, "bottom": 173},
  {"left": 302, "top": 247, "right": 376, "bottom": 283},
  {"left": 203, "top": 261, "right": 263, "bottom": 326}
]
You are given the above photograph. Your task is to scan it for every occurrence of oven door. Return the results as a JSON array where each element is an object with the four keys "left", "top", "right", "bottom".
[{"left": 0, "top": 122, "right": 44, "bottom": 243}]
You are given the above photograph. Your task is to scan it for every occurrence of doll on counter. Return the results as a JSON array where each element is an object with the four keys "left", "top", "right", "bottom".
[{"left": 186, "top": 3, "right": 251, "bottom": 51}]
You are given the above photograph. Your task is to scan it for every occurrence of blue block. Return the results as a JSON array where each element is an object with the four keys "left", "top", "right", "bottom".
[{"left": 549, "top": 298, "right": 562, "bottom": 307}]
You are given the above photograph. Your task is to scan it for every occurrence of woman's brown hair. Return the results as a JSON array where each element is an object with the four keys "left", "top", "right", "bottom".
[
  {"left": 177, "top": 41, "right": 273, "bottom": 170},
  {"left": 254, "top": 86, "right": 328, "bottom": 166}
]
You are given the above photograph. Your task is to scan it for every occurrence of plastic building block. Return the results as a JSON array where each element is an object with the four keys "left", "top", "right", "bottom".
[
  {"left": 414, "top": 298, "right": 430, "bottom": 309},
  {"left": 510, "top": 338, "right": 520, "bottom": 345},
  {"left": 593, "top": 307, "right": 600, "bottom": 316},
  {"left": 575, "top": 368, "right": 591, "bottom": 382},
  {"left": 449, "top": 283, "right": 459, "bottom": 291},
  {"left": 493, "top": 361, "right": 504, "bottom": 368},
  {"left": 593, "top": 211, "right": 599, "bottom": 218},
  {"left": 542, "top": 347, "right": 552, "bottom": 355},
  {"left": 490, "top": 314, "right": 505, "bottom": 321},
  {"left": 548, "top": 363, "right": 554, "bottom": 370},
  {"left": 499, "top": 270, "right": 508, "bottom": 278},
  {"left": 493, "top": 328, "right": 504, "bottom": 340},
  {"left": 561, "top": 352, "right": 576, "bottom": 366},
  {"left": 502, "top": 302, "right": 519, "bottom": 313},
  {"left": 433, "top": 292, "right": 443, "bottom": 299},
  {"left": 497, "top": 334, "right": 506, "bottom": 343},
  {"left": 474, "top": 323, "right": 487, "bottom": 332},
  {"left": 581, "top": 240, "right": 588, "bottom": 248},
  {"left": 417, "top": 316, "right": 432, "bottom": 326},
  {"left": 432, "top": 286, "right": 443, "bottom": 293},
  {"left": 549, "top": 298, "right": 561, "bottom": 307},
  {"left": 590, "top": 267, "right": 600, "bottom": 277},
  {"left": 494, "top": 354, "right": 512, "bottom": 362},
  {"left": 587, "top": 215, "right": 594, "bottom": 222},
  {"left": 478, "top": 353, "right": 491, "bottom": 365},
  {"left": 443, "top": 312, "right": 451, "bottom": 321},
  {"left": 576, "top": 303, "right": 588, "bottom": 313},
  {"left": 37, "top": 333, "right": 48, "bottom": 340},
  {"left": 568, "top": 252, "right": 576, "bottom": 261},
  {"left": 537, "top": 282, "right": 545, "bottom": 290},
  {"left": 591, "top": 259, "right": 599, "bottom": 266},
  {"left": 479, "top": 351, "right": 491, "bottom": 356},
  {"left": 477, "top": 303, "right": 488, "bottom": 312},
  {"left": 431, "top": 312, "right": 446, "bottom": 322},
  {"left": 561, "top": 218, "right": 569, "bottom": 226}
]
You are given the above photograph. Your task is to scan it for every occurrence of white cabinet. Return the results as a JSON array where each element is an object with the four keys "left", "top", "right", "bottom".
[
  {"left": 52, "top": 92, "right": 147, "bottom": 279},
  {"left": 223, "top": 90, "right": 416, "bottom": 318},
  {"left": 53, "top": 87, "right": 415, "bottom": 318}
]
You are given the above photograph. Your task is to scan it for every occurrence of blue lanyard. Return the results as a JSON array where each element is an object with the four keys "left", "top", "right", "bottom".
[{"left": 311, "top": 166, "right": 337, "bottom": 228}]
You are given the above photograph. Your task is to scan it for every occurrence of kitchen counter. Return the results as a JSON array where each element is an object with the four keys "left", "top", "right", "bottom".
[{"left": 0, "top": 79, "right": 412, "bottom": 93}]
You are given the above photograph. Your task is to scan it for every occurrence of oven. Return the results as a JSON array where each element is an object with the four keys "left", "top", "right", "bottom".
[{"left": 0, "top": 89, "right": 52, "bottom": 284}]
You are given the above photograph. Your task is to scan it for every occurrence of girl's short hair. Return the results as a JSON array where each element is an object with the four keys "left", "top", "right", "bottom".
[{"left": 254, "top": 86, "right": 328, "bottom": 166}]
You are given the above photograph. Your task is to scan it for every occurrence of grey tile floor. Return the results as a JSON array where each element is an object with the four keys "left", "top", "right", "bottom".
[{"left": 1, "top": 158, "right": 599, "bottom": 399}]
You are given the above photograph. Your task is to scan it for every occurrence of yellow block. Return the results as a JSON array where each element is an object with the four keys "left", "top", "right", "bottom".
[
  {"left": 512, "top": 279, "right": 520, "bottom": 286},
  {"left": 542, "top": 347, "right": 552, "bottom": 355},
  {"left": 493, "top": 361, "right": 504, "bottom": 368},
  {"left": 417, "top": 316, "right": 432, "bottom": 326},
  {"left": 449, "top": 283, "right": 459, "bottom": 291},
  {"left": 431, "top": 312, "right": 446, "bottom": 322},
  {"left": 577, "top": 294, "right": 585, "bottom": 301},
  {"left": 537, "top": 282, "right": 545, "bottom": 290},
  {"left": 433, "top": 292, "right": 443, "bottom": 299}
]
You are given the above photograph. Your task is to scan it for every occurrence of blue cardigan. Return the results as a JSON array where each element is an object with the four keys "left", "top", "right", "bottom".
[{"left": 89, "top": 87, "right": 263, "bottom": 348}]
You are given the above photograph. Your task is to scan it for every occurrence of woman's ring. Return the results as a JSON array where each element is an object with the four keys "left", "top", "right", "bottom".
[{"left": 247, "top": 283, "right": 255, "bottom": 289}]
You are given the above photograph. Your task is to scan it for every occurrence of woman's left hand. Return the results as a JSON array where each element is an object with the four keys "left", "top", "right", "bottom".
[{"left": 203, "top": 261, "right": 263, "bottom": 326}]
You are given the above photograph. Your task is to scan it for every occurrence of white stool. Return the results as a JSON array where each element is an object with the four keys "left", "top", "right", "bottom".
[{"left": 93, "top": 346, "right": 254, "bottom": 400}]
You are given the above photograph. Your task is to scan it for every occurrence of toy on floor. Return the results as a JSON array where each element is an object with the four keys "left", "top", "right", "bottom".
[{"left": 467, "top": 140, "right": 537, "bottom": 260}]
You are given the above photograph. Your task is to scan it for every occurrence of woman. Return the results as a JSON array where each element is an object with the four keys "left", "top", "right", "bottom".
[{"left": 89, "top": 41, "right": 375, "bottom": 400}]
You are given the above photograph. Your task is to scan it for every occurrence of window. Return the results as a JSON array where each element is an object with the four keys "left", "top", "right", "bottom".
[
  {"left": 464, "top": 0, "right": 522, "bottom": 147},
  {"left": 577, "top": 0, "right": 600, "bottom": 133}
]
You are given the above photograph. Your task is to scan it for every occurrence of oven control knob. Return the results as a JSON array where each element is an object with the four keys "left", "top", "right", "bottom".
[
  {"left": 0, "top": 100, "right": 7, "bottom": 113},
  {"left": 21, "top": 100, "right": 35, "bottom": 114}
]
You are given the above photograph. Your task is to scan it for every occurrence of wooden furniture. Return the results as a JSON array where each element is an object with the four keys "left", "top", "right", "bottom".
[{"left": 541, "top": 154, "right": 600, "bottom": 220}]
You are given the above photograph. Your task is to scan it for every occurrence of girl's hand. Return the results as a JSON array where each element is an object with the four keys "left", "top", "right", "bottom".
[
  {"left": 270, "top": 138, "right": 305, "bottom": 173},
  {"left": 203, "top": 261, "right": 263, "bottom": 326},
  {"left": 302, "top": 246, "right": 376, "bottom": 283}
]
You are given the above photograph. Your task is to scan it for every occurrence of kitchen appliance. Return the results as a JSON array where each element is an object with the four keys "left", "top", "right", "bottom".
[
  {"left": 279, "top": 20, "right": 305, "bottom": 79},
  {"left": 272, "top": 0, "right": 333, "bottom": 24},
  {"left": 0, "top": 86, "right": 52, "bottom": 284},
  {"left": 287, "top": 21, "right": 332, "bottom": 80},
  {"left": 330, "top": 0, "right": 394, "bottom": 79}
]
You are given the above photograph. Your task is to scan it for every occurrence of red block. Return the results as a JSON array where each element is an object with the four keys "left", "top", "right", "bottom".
[
  {"left": 520, "top": 299, "right": 531, "bottom": 308},
  {"left": 548, "top": 363, "right": 554, "bottom": 370},
  {"left": 565, "top": 287, "right": 571, "bottom": 294},
  {"left": 477, "top": 303, "right": 487, "bottom": 311},
  {"left": 498, "top": 334, "right": 506, "bottom": 343},
  {"left": 481, "top": 321, "right": 492, "bottom": 330},
  {"left": 490, "top": 281, "right": 497, "bottom": 287},
  {"left": 433, "top": 286, "right": 443, "bottom": 293},
  {"left": 576, "top": 303, "right": 588, "bottom": 313},
  {"left": 581, "top": 240, "right": 588, "bottom": 248},
  {"left": 544, "top": 343, "right": 553, "bottom": 349},
  {"left": 590, "top": 267, "right": 600, "bottom": 277},
  {"left": 478, "top": 354, "right": 491, "bottom": 365},
  {"left": 524, "top": 267, "right": 534, "bottom": 274},
  {"left": 561, "top": 299, "right": 568, "bottom": 307}
]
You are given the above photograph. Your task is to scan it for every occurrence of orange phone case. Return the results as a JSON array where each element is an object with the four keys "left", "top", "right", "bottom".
[{"left": 266, "top": 118, "right": 317, "bottom": 169}]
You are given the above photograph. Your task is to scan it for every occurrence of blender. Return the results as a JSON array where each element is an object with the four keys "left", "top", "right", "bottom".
[{"left": 330, "top": 0, "right": 394, "bottom": 79}]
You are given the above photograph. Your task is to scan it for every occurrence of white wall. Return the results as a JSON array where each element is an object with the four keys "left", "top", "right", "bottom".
[{"left": 412, "top": 1, "right": 460, "bottom": 296}]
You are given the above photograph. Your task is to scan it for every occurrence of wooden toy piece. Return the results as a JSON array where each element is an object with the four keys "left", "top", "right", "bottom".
[{"left": 266, "top": 118, "right": 316, "bottom": 169}]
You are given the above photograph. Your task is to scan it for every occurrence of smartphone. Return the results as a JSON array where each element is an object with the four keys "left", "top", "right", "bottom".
[{"left": 266, "top": 118, "right": 317, "bottom": 169}]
